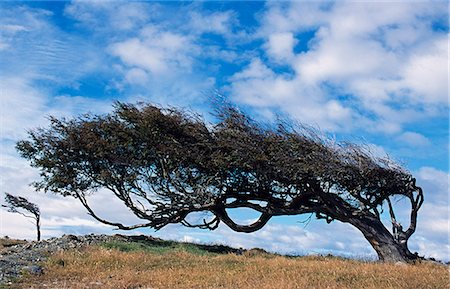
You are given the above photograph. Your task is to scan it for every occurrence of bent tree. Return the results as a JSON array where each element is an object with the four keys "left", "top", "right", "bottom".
[
  {"left": 3, "top": 193, "right": 41, "bottom": 241},
  {"left": 17, "top": 103, "right": 424, "bottom": 262}
]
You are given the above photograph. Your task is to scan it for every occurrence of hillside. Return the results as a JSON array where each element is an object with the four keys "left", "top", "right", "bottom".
[{"left": 1, "top": 234, "right": 448, "bottom": 289}]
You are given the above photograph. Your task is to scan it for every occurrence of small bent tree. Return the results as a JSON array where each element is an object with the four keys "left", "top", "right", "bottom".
[
  {"left": 3, "top": 193, "right": 41, "bottom": 241},
  {"left": 17, "top": 102, "right": 424, "bottom": 262}
]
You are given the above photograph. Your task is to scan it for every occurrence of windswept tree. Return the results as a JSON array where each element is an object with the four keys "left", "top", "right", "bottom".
[
  {"left": 3, "top": 193, "right": 41, "bottom": 241},
  {"left": 17, "top": 102, "right": 424, "bottom": 262}
]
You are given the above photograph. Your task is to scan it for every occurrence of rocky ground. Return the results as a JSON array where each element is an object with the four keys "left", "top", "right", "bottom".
[{"left": 0, "top": 234, "right": 131, "bottom": 285}]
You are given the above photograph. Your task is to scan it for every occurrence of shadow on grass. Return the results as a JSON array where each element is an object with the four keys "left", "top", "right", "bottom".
[{"left": 100, "top": 234, "right": 245, "bottom": 256}]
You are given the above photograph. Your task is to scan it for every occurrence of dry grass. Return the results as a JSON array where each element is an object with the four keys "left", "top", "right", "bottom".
[
  {"left": 14, "top": 245, "right": 449, "bottom": 289},
  {"left": 0, "top": 238, "right": 27, "bottom": 250}
]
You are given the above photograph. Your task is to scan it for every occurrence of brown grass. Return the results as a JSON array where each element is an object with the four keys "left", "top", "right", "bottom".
[
  {"left": 14, "top": 246, "right": 449, "bottom": 289},
  {"left": 0, "top": 238, "right": 27, "bottom": 250}
]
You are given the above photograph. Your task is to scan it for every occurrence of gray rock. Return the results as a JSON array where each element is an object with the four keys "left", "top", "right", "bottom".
[
  {"left": 394, "top": 261, "right": 407, "bottom": 266},
  {"left": 24, "top": 265, "right": 43, "bottom": 275}
]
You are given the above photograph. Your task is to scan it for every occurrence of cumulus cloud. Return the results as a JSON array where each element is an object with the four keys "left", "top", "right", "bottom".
[
  {"left": 265, "top": 32, "right": 297, "bottom": 63},
  {"left": 399, "top": 36, "right": 448, "bottom": 104},
  {"left": 230, "top": 1, "right": 448, "bottom": 133},
  {"left": 64, "top": 2, "right": 245, "bottom": 108},
  {"left": 228, "top": 58, "right": 354, "bottom": 130},
  {"left": 230, "top": 58, "right": 274, "bottom": 81},
  {"left": 110, "top": 31, "right": 195, "bottom": 75}
]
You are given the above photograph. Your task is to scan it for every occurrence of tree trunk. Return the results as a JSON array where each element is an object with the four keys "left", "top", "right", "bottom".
[
  {"left": 36, "top": 216, "right": 41, "bottom": 242},
  {"left": 348, "top": 214, "right": 415, "bottom": 263}
]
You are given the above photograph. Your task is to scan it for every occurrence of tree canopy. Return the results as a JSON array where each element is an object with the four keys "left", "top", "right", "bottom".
[{"left": 17, "top": 102, "right": 424, "bottom": 262}]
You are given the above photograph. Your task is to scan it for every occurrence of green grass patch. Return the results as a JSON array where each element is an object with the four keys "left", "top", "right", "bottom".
[{"left": 100, "top": 240, "right": 217, "bottom": 256}]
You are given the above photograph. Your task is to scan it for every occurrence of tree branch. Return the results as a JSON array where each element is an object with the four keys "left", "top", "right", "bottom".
[
  {"left": 181, "top": 215, "right": 220, "bottom": 230},
  {"left": 386, "top": 197, "right": 403, "bottom": 240},
  {"left": 405, "top": 179, "right": 424, "bottom": 238},
  {"left": 214, "top": 207, "right": 271, "bottom": 233},
  {"left": 75, "top": 191, "right": 153, "bottom": 230}
]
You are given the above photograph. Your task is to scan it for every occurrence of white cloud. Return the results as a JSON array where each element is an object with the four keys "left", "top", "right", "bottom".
[
  {"left": 230, "top": 58, "right": 274, "bottom": 81},
  {"left": 414, "top": 236, "right": 450, "bottom": 261},
  {"left": 416, "top": 167, "right": 448, "bottom": 205},
  {"left": 0, "top": 77, "right": 48, "bottom": 140},
  {"left": 65, "top": 1, "right": 151, "bottom": 31},
  {"left": 109, "top": 26, "right": 197, "bottom": 77},
  {"left": 125, "top": 68, "right": 150, "bottom": 86},
  {"left": 111, "top": 38, "right": 168, "bottom": 75},
  {"left": 206, "top": 220, "right": 375, "bottom": 258},
  {"left": 397, "top": 132, "right": 431, "bottom": 147},
  {"left": 44, "top": 216, "right": 109, "bottom": 229},
  {"left": 258, "top": 2, "right": 328, "bottom": 36},
  {"left": 324, "top": 100, "right": 352, "bottom": 124},
  {"left": 294, "top": 28, "right": 398, "bottom": 84},
  {"left": 180, "top": 235, "right": 201, "bottom": 243},
  {"left": 424, "top": 217, "right": 449, "bottom": 236},
  {"left": 62, "top": 2, "right": 245, "bottom": 108},
  {"left": 1, "top": 5, "right": 107, "bottom": 86},
  {"left": 229, "top": 59, "right": 355, "bottom": 130},
  {"left": 230, "top": 1, "right": 448, "bottom": 134},
  {"left": 399, "top": 36, "right": 448, "bottom": 104},
  {"left": 188, "top": 11, "right": 235, "bottom": 36},
  {"left": 1, "top": 210, "right": 38, "bottom": 239},
  {"left": 0, "top": 24, "right": 28, "bottom": 33},
  {"left": 0, "top": 77, "right": 112, "bottom": 143},
  {"left": 265, "top": 32, "right": 297, "bottom": 63}
]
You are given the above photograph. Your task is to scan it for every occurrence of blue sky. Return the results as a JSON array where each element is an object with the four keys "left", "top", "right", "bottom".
[{"left": 0, "top": 1, "right": 448, "bottom": 261}]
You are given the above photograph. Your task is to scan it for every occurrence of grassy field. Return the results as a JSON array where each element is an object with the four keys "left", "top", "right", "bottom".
[{"left": 11, "top": 240, "right": 449, "bottom": 289}]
